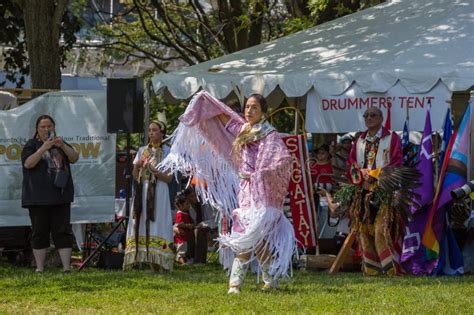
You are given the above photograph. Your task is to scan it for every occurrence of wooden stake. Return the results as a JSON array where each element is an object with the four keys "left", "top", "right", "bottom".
[{"left": 329, "top": 229, "right": 357, "bottom": 274}]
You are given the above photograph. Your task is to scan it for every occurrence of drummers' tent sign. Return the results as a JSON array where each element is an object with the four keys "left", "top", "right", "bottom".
[
  {"left": 306, "top": 81, "right": 452, "bottom": 133},
  {"left": 0, "top": 91, "right": 116, "bottom": 226}
]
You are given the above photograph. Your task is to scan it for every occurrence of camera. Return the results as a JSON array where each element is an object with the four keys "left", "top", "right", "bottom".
[{"left": 451, "top": 180, "right": 474, "bottom": 200}]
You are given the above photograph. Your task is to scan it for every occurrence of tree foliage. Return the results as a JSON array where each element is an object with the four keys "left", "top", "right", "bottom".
[
  {"left": 76, "top": 0, "right": 386, "bottom": 77},
  {"left": 0, "top": 1, "right": 81, "bottom": 88},
  {"left": 0, "top": 1, "right": 27, "bottom": 87},
  {"left": 1, "top": 0, "right": 385, "bottom": 142},
  {"left": 308, "top": 0, "right": 385, "bottom": 23},
  {"left": 0, "top": 0, "right": 387, "bottom": 88},
  {"left": 75, "top": 0, "right": 300, "bottom": 75},
  {"left": 75, "top": 0, "right": 386, "bottom": 142}
]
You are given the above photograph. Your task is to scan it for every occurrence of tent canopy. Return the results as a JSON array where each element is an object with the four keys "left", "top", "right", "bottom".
[{"left": 151, "top": 0, "right": 474, "bottom": 100}]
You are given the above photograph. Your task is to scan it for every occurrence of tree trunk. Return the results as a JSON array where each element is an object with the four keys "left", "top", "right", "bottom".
[
  {"left": 248, "top": 0, "right": 266, "bottom": 47},
  {"left": 229, "top": 0, "right": 248, "bottom": 51},
  {"left": 217, "top": 0, "right": 236, "bottom": 53},
  {"left": 16, "top": 0, "right": 68, "bottom": 91},
  {"left": 285, "top": 0, "right": 311, "bottom": 18}
]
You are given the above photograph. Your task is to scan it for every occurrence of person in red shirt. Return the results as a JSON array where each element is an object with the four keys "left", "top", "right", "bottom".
[
  {"left": 174, "top": 192, "right": 194, "bottom": 264},
  {"left": 310, "top": 144, "right": 336, "bottom": 239},
  {"left": 310, "top": 144, "right": 334, "bottom": 191}
]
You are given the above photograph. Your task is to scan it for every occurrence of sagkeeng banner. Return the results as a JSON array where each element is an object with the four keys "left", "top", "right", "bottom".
[{"left": 0, "top": 91, "right": 116, "bottom": 226}]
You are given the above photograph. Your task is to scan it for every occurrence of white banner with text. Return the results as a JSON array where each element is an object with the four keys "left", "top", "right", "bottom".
[
  {"left": 305, "top": 81, "right": 452, "bottom": 133},
  {"left": 0, "top": 91, "right": 116, "bottom": 226}
]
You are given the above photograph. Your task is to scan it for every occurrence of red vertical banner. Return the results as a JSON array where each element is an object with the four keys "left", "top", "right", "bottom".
[{"left": 283, "top": 135, "right": 317, "bottom": 248}]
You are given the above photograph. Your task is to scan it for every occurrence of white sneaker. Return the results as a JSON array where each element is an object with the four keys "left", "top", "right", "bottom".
[{"left": 227, "top": 287, "right": 241, "bottom": 294}]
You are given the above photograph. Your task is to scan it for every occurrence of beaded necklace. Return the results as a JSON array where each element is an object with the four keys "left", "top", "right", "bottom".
[
  {"left": 139, "top": 142, "right": 163, "bottom": 182},
  {"left": 364, "top": 137, "right": 380, "bottom": 170}
]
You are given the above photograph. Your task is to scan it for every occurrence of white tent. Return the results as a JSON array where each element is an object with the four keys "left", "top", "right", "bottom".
[
  {"left": 152, "top": 0, "right": 473, "bottom": 100},
  {"left": 150, "top": 0, "right": 473, "bottom": 175},
  {"left": 0, "top": 91, "right": 17, "bottom": 110}
]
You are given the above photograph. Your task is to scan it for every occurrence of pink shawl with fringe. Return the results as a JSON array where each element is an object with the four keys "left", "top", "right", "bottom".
[{"left": 160, "top": 90, "right": 291, "bottom": 216}]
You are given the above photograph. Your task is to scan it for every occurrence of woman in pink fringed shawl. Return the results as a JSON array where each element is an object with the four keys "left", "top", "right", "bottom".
[{"left": 159, "top": 91, "right": 296, "bottom": 294}]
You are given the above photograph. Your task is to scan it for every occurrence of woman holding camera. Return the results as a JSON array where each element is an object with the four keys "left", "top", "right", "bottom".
[{"left": 22, "top": 115, "right": 79, "bottom": 273}]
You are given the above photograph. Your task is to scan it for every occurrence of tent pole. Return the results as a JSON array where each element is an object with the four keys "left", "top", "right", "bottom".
[
  {"left": 468, "top": 90, "right": 473, "bottom": 215},
  {"left": 469, "top": 90, "right": 474, "bottom": 181},
  {"left": 231, "top": 82, "right": 245, "bottom": 111},
  {"left": 294, "top": 108, "right": 299, "bottom": 135},
  {"left": 294, "top": 98, "right": 300, "bottom": 134}
]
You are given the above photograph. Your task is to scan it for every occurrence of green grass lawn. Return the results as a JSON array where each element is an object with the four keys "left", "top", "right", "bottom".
[{"left": 1, "top": 261, "right": 473, "bottom": 314}]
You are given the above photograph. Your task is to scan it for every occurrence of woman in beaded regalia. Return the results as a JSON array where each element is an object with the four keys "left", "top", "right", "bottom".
[{"left": 123, "top": 121, "right": 174, "bottom": 271}]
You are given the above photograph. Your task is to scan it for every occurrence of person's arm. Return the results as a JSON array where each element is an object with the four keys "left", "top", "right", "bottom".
[
  {"left": 55, "top": 137, "right": 79, "bottom": 164},
  {"left": 132, "top": 148, "right": 143, "bottom": 180},
  {"left": 174, "top": 213, "right": 192, "bottom": 234},
  {"left": 24, "top": 139, "right": 55, "bottom": 169},
  {"left": 132, "top": 163, "right": 141, "bottom": 180},
  {"left": 153, "top": 171, "right": 172, "bottom": 183},
  {"left": 346, "top": 137, "right": 364, "bottom": 180},
  {"left": 218, "top": 113, "right": 230, "bottom": 126},
  {"left": 175, "top": 221, "right": 194, "bottom": 230},
  {"left": 346, "top": 139, "right": 358, "bottom": 170},
  {"left": 387, "top": 132, "right": 403, "bottom": 167},
  {"left": 197, "top": 204, "right": 216, "bottom": 229},
  {"left": 147, "top": 155, "right": 172, "bottom": 183}
]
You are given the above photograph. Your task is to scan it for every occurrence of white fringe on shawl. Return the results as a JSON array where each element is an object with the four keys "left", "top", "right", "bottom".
[
  {"left": 218, "top": 202, "right": 296, "bottom": 280},
  {"left": 158, "top": 122, "right": 239, "bottom": 221},
  {"left": 158, "top": 91, "right": 242, "bottom": 221}
]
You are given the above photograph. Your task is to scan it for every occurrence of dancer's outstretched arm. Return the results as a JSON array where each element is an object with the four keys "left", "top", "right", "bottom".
[{"left": 217, "top": 113, "right": 230, "bottom": 126}]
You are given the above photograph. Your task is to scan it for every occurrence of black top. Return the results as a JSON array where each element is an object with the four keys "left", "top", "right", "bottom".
[{"left": 21, "top": 138, "right": 75, "bottom": 208}]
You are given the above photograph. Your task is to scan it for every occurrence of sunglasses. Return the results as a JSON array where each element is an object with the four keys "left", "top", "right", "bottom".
[{"left": 363, "top": 113, "right": 380, "bottom": 119}]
